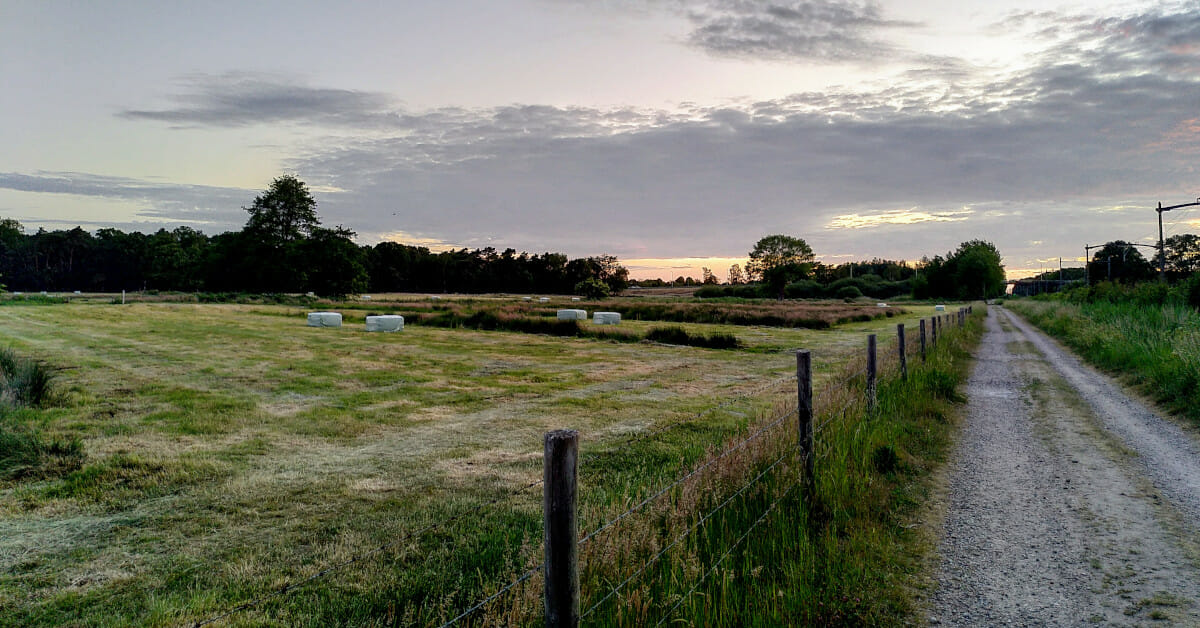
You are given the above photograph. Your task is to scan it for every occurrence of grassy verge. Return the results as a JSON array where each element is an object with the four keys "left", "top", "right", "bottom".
[{"left": 1007, "top": 299, "right": 1200, "bottom": 423}]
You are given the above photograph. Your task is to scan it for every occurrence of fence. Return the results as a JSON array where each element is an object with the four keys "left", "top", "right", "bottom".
[{"left": 191, "top": 306, "right": 976, "bottom": 627}]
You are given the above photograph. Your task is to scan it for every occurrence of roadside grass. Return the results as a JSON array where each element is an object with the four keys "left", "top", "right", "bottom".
[
  {"left": 1008, "top": 299, "right": 1200, "bottom": 424},
  {"left": 0, "top": 301, "right": 967, "bottom": 626}
]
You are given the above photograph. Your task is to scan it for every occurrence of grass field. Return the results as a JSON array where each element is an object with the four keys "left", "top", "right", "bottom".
[{"left": 0, "top": 297, "right": 962, "bottom": 626}]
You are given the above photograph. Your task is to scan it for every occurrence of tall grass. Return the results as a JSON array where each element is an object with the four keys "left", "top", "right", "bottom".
[
  {"left": 476, "top": 308, "right": 982, "bottom": 625},
  {"left": 0, "top": 348, "right": 81, "bottom": 480},
  {"left": 1009, "top": 299, "right": 1200, "bottom": 422}
]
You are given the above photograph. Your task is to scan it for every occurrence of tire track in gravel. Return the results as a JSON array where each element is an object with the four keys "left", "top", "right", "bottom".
[{"left": 929, "top": 307, "right": 1200, "bottom": 626}]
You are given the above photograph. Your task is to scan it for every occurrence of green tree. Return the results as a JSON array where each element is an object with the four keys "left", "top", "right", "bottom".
[
  {"left": 574, "top": 277, "right": 611, "bottom": 299},
  {"left": 244, "top": 175, "right": 320, "bottom": 246},
  {"left": 951, "top": 240, "right": 1006, "bottom": 299},
  {"left": 1166, "top": 233, "right": 1200, "bottom": 276},
  {"left": 746, "top": 235, "right": 815, "bottom": 283},
  {"left": 1089, "top": 241, "right": 1154, "bottom": 285},
  {"left": 303, "top": 227, "right": 368, "bottom": 297}
]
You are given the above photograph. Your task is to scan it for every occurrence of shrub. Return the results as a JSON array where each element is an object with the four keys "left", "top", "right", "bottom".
[
  {"left": 784, "top": 280, "right": 822, "bottom": 299},
  {"left": 0, "top": 348, "right": 56, "bottom": 407},
  {"left": 645, "top": 326, "right": 743, "bottom": 349},
  {"left": 835, "top": 286, "right": 862, "bottom": 300},
  {"left": 575, "top": 278, "right": 611, "bottom": 300},
  {"left": 693, "top": 285, "right": 728, "bottom": 299}
]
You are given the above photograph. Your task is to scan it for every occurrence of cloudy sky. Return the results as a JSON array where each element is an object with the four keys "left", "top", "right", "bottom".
[{"left": 3, "top": 1, "right": 1199, "bottom": 280}]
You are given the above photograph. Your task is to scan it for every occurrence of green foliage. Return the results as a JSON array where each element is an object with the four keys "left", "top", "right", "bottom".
[
  {"left": 644, "top": 326, "right": 743, "bottom": 349},
  {"left": 913, "top": 240, "right": 1005, "bottom": 299},
  {"left": 835, "top": 285, "right": 862, "bottom": 300},
  {"left": 783, "top": 280, "right": 822, "bottom": 299},
  {"left": 1087, "top": 240, "right": 1156, "bottom": 285},
  {"left": 746, "top": 235, "right": 815, "bottom": 283},
  {"left": 243, "top": 174, "right": 320, "bottom": 245},
  {"left": 1011, "top": 299, "right": 1200, "bottom": 422},
  {"left": 0, "top": 347, "right": 55, "bottom": 407},
  {"left": 574, "top": 277, "right": 611, "bottom": 299}
]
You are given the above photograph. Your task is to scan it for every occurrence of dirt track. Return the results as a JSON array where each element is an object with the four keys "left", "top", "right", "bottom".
[{"left": 929, "top": 307, "right": 1200, "bottom": 626}]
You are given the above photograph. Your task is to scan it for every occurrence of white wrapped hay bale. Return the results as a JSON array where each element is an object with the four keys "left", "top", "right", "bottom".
[
  {"left": 877, "top": 303, "right": 888, "bottom": 308},
  {"left": 307, "top": 311, "right": 343, "bottom": 327},
  {"left": 365, "top": 315, "right": 404, "bottom": 332},
  {"left": 361, "top": 295, "right": 372, "bottom": 301},
  {"left": 557, "top": 309, "right": 587, "bottom": 321},
  {"left": 430, "top": 295, "right": 441, "bottom": 300},
  {"left": 538, "top": 297, "right": 550, "bottom": 303},
  {"left": 593, "top": 311, "right": 621, "bottom": 325},
  {"left": 934, "top": 304, "right": 946, "bottom": 312},
  {"left": 522, "top": 296, "right": 532, "bottom": 301},
  {"left": 571, "top": 297, "right": 581, "bottom": 301}
]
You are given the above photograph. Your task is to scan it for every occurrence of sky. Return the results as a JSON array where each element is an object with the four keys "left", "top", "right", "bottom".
[{"left": 2, "top": 0, "right": 1199, "bottom": 281}]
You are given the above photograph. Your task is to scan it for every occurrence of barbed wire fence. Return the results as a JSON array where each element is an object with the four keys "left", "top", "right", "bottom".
[{"left": 189, "top": 306, "right": 977, "bottom": 627}]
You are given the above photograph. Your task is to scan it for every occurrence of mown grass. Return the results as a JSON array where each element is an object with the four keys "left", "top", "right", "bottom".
[
  {"left": 0, "top": 301, "right": 968, "bottom": 626},
  {"left": 467, "top": 305, "right": 982, "bottom": 625},
  {"left": 1007, "top": 299, "right": 1200, "bottom": 424}
]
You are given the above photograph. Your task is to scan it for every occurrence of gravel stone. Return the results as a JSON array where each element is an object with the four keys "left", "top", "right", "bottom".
[{"left": 929, "top": 308, "right": 1200, "bottom": 626}]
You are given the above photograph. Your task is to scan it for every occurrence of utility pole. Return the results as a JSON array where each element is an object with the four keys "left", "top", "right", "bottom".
[{"left": 1157, "top": 198, "right": 1200, "bottom": 282}]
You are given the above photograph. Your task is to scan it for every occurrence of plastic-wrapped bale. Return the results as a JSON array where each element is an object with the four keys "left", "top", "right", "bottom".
[
  {"left": 570, "top": 297, "right": 581, "bottom": 301},
  {"left": 538, "top": 297, "right": 550, "bottom": 302},
  {"left": 307, "top": 311, "right": 343, "bottom": 327},
  {"left": 365, "top": 315, "right": 404, "bottom": 332},
  {"left": 593, "top": 311, "right": 621, "bottom": 325},
  {"left": 522, "top": 296, "right": 532, "bottom": 301},
  {"left": 557, "top": 309, "right": 587, "bottom": 321},
  {"left": 877, "top": 303, "right": 888, "bottom": 308},
  {"left": 430, "top": 295, "right": 441, "bottom": 300},
  {"left": 934, "top": 304, "right": 946, "bottom": 312},
  {"left": 361, "top": 295, "right": 372, "bottom": 301}
]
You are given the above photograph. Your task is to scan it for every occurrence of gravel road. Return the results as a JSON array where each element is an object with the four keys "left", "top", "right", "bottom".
[{"left": 929, "top": 307, "right": 1200, "bottom": 626}]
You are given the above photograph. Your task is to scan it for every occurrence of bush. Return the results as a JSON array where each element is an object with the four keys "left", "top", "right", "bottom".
[
  {"left": 0, "top": 348, "right": 55, "bottom": 407},
  {"left": 783, "top": 280, "right": 822, "bottom": 299},
  {"left": 645, "top": 326, "right": 743, "bottom": 349},
  {"left": 574, "top": 278, "right": 611, "bottom": 300},
  {"left": 693, "top": 285, "right": 728, "bottom": 299},
  {"left": 835, "top": 286, "right": 862, "bottom": 300}
]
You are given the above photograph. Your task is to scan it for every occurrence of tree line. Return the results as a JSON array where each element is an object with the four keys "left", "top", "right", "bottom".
[
  {"left": 692, "top": 235, "right": 1007, "bottom": 300},
  {"left": 0, "top": 176, "right": 630, "bottom": 297}
]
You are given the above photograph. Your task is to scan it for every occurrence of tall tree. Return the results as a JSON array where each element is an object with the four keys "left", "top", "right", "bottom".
[
  {"left": 244, "top": 175, "right": 320, "bottom": 246},
  {"left": 1089, "top": 241, "right": 1154, "bottom": 284},
  {"left": 746, "top": 235, "right": 815, "bottom": 282},
  {"left": 951, "top": 240, "right": 1006, "bottom": 298}
]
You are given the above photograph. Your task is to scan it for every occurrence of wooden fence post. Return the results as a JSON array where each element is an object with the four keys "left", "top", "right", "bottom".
[
  {"left": 931, "top": 315, "right": 938, "bottom": 345},
  {"left": 919, "top": 319, "right": 927, "bottom": 362},
  {"left": 897, "top": 323, "right": 907, "bottom": 381},
  {"left": 544, "top": 430, "right": 579, "bottom": 628},
  {"left": 866, "top": 334, "right": 877, "bottom": 411},
  {"left": 796, "top": 350, "right": 814, "bottom": 495}
]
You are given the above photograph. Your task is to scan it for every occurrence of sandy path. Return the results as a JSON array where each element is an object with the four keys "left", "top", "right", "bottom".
[{"left": 929, "top": 307, "right": 1200, "bottom": 626}]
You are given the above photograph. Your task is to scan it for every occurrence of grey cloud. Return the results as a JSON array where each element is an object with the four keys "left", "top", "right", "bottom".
[
  {"left": 683, "top": 0, "right": 915, "bottom": 62},
  {"left": 120, "top": 72, "right": 398, "bottom": 128},
  {"left": 87, "top": 4, "right": 1200, "bottom": 269},
  {"left": 0, "top": 172, "right": 251, "bottom": 229}
]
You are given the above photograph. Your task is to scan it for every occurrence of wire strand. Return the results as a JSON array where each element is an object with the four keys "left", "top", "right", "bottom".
[
  {"left": 653, "top": 476, "right": 800, "bottom": 627},
  {"left": 580, "top": 451, "right": 792, "bottom": 619},
  {"left": 578, "top": 408, "right": 795, "bottom": 547},
  {"left": 438, "top": 562, "right": 544, "bottom": 627}
]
